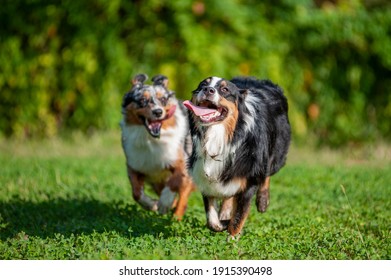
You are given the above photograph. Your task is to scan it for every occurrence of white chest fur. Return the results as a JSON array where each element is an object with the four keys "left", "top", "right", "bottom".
[
  {"left": 191, "top": 124, "right": 241, "bottom": 198},
  {"left": 120, "top": 109, "right": 187, "bottom": 182}
]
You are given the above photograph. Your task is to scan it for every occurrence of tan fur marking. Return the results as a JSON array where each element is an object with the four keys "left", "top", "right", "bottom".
[
  {"left": 231, "top": 177, "right": 247, "bottom": 192},
  {"left": 125, "top": 105, "right": 152, "bottom": 125},
  {"left": 166, "top": 148, "right": 196, "bottom": 220},
  {"left": 173, "top": 177, "right": 194, "bottom": 220},
  {"left": 156, "top": 90, "right": 164, "bottom": 99},
  {"left": 142, "top": 90, "right": 151, "bottom": 100},
  {"left": 219, "top": 97, "right": 239, "bottom": 142},
  {"left": 161, "top": 105, "right": 177, "bottom": 129},
  {"left": 161, "top": 116, "right": 176, "bottom": 129}
]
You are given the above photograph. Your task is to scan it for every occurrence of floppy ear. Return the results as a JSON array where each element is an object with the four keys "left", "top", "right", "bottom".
[
  {"left": 152, "top": 74, "right": 169, "bottom": 88},
  {"left": 131, "top": 73, "right": 148, "bottom": 87},
  {"left": 239, "top": 88, "right": 248, "bottom": 96}
]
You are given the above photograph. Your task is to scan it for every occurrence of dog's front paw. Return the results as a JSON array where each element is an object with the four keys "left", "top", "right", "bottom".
[
  {"left": 207, "top": 218, "right": 229, "bottom": 232},
  {"left": 157, "top": 187, "right": 176, "bottom": 215},
  {"left": 206, "top": 206, "right": 228, "bottom": 231},
  {"left": 226, "top": 232, "right": 241, "bottom": 242},
  {"left": 139, "top": 193, "right": 158, "bottom": 211},
  {"left": 207, "top": 222, "right": 227, "bottom": 232}
]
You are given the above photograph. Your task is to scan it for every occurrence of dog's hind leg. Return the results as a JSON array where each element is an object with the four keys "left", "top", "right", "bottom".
[
  {"left": 256, "top": 176, "right": 270, "bottom": 213},
  {"left": 127, "top": 165, "right": 158, "bottom": 211}
]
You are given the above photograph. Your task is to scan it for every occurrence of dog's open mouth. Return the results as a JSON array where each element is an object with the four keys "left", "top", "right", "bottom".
[
  {"left": 143, "top": 118, "right": 162, "bottom": 138},
  {"left": 141, "top": 105, "right": 177, "bottom": 138},
  {"left": 183, "top": 100, "right": 227, "bottom": 123}
]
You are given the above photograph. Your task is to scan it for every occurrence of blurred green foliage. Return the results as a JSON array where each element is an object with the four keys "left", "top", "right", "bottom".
[{"left": 1, "top": 0, "right": 390, "bottom": 145}]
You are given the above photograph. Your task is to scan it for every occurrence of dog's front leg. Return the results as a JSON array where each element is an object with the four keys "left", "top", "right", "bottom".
[
  {"left": 203, "top": 196, "right": 227, "bottom": 232},
  {"left": 127, "top": 165, "right": 158, "bottom": 211},
  {"left": 219, "top": 197, "right": 234, "bottom": 228},
  {"left": 228, "top": 185, "right": 258, "bottom": 239},
  {"left": 157, "top": 186, "right": 176, "bottom": 215}
]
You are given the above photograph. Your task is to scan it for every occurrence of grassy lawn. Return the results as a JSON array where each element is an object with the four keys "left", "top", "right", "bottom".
[{"left": 0, "top": 132, "right": 390, "bottom": 259}]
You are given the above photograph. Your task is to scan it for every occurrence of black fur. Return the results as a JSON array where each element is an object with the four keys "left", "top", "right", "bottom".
[
  {"left": 186, "top": 76, "right": 291, "bottom": 238},
  {"left": 188, "top": 76, "right": 290, "bottom": 183},
  {"left": 225, "top": 77, "right": 290, "bottom": 181}
]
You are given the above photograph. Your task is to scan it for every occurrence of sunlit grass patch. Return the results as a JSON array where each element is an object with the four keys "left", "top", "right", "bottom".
[{"left": 0, "top": 134, "right": 390, "bottom": 259}]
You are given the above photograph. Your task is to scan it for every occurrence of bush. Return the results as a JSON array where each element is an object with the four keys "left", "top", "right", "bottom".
[{"left": 0, "top": 0, "right": 390, "bottom": 145}]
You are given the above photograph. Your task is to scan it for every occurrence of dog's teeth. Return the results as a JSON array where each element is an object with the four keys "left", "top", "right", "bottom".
[{"left": 200, "top": 111, "right": 220, "bottom": 122}]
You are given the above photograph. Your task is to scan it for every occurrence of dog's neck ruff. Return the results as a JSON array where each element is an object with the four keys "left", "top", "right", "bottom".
[{"left": 190, "top": 122, "right": 242, "bottom": 198}]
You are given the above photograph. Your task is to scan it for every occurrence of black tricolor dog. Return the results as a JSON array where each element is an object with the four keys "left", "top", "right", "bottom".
[{"left": 184, "top": 76, "right": 290, "bottom": 239}]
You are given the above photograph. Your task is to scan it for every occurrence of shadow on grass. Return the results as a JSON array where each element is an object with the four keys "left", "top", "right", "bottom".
[{"left": 0, "top": 198, "right": 174, "bottom": 240}]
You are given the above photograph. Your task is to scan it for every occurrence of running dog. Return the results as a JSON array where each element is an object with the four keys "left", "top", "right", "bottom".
[
  {"left": 120, "top": 74, "right": 194, "bottom": 220},
  {"left": 184, "top": 76, "right": 290, "bottom": 238}
]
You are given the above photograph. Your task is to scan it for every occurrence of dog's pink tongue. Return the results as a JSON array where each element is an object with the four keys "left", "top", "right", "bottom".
[{"left": 183, "top": 100, "right": 216, "bottom": 116}]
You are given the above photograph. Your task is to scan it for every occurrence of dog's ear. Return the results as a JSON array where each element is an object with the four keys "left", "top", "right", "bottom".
[
  {"left": 239, "top": 88, "right": 248, "bottom": 96},
  {"left": 152, "top": 75, "right": 169, "bottom": 89},
  {"left": 131, "top": 73, "right": 148, "bottom": 87}
]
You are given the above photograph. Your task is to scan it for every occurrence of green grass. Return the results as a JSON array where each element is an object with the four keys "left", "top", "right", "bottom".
[{"left": 0, "top": 132, "right": 390, "bottom": 259}]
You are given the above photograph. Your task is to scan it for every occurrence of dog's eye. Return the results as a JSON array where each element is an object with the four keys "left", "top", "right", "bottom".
[
  {"left": 221, "top": 87, "right": 229, "bottom": 93},
  {"left": 139, "top": 98, "right": 149, "bottom": 107},
  {"left": 160, "top": 97, "right": 168, "bottom": 105},
  {"left": 199, "top": 81, "right": 209, "bottom": 89}
]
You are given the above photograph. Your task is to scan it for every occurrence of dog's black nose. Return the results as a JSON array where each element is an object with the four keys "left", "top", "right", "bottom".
[
  {"left": 152, "top": 108, "right": 163, "bottom": 118},
  {"left": 203, "top": 86, "right": 216, "bottom": 96}
]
